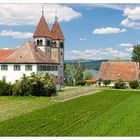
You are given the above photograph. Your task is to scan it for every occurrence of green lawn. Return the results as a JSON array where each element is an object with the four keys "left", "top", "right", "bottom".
[{"left": 0, "top": 90, "right": 140, "bottom": 136}]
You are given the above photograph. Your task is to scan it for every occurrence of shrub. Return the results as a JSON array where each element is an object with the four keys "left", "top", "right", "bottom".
[
  {"left": 103, "top": 80, "right": 111, "bottom": 86},
  {"left": 114, "top": 79, "right": 126, "bottom": 89},
  {"left": 0, "top": 78, "right": 13, "bottom": 96},
  {"left": 76, "top": 80, "right": 86, "bottom": 86},
  {"left": 13, "top": 73, "right": 56, "bottom": 97},
  {"left": 129, "top": 80, "right": 139, "bottom": 89},
  {"left": 13, "top": 74, "right": 32, "bottom": 96}
]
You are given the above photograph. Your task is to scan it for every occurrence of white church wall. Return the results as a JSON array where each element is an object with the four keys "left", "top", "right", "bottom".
[{"left": 0, "top": 64, "right": 37, "bottom": 83}]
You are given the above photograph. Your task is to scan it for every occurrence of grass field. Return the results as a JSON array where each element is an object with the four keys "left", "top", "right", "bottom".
[{"left": 0, "top": 90, "right": 140, "bottom": 136}]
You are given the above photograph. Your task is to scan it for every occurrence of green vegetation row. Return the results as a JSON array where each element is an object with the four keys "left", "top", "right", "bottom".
[{"left": 0, "top": 90, "right": 133, "bottom": 136}]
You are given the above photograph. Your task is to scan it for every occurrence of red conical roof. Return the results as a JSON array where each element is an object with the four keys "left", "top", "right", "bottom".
[
  {"left": 33, "top": 15, "right": 51, "bottom": 38},
  {"left": 51, "top": 19, "right": 64, "bottom": 40}
]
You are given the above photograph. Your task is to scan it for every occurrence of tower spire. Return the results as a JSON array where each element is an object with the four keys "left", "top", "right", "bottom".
[
  {"left": 55, "top": 9, "right": 57, "bottom": 21},
  {"left": 42, "top": 4, "right": 44, "bottom": 16}
]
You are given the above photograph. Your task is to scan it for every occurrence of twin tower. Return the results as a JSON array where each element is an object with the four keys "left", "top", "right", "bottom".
[{"left": 33, "top": 13, "right": 64, "bottom": 83}]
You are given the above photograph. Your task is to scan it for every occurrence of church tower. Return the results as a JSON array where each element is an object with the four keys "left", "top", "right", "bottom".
[
  {"left": 51, "top": 16, "right": 64, "bottom": 84},
  {"left": 33, "top": 10, "right": 52, "bottom": 57}
]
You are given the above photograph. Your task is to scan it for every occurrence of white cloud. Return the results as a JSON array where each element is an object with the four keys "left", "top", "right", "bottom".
[
  {"left": 121, "top": 18, "right": 140, "bottom": 27},
  {"left": 80, "top": 38, "right": 86, "bottom": 41},
  {"left": 0, "top": 4, "right": 81, "bottom": 26},
  {"left": 0, "top": 30, "right": 33, "bottom": 39},
  {"left": 119, "top": 43, "right": 134, "bottom": 52},
  {"left": 121, "top": 6, "right": 140, "bottom": 28},
  {"left": 65, "top": 47, "right": 130, "bottom": 60},
  {"left": 125, "top": 47, "right": 133, "bottom": 52},
  {"left": 93, "top": 27, "right": 127, "bottom": 35},
  {"left": 84, "top": 4, "right": 140, "bottom": 11},
  {"left": 123, "top": 7, "right": 140, "bottom": 20},
  {"left": 119, "top": 43, "right": 133, "bottom": 48}
]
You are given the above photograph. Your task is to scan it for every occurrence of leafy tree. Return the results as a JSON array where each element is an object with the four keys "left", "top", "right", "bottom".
[
  {"left": 13, "top": 73, "right": 56, "bottom": 96},
  {"left": 129, "top": 80, "right": 139, "bottom": 89},
  {"left": 64, "top": 62, "right": 84, "bottom": 86},
  {"left": 132, "top": 45, "right": 140, "bottom": 64},
  {"left": 114, "top": 79, "right": 126, "bottom": 89},
  {"left": 103, "top": 80, "right": 111, "bottom": 86},
  {"left": 83, "top": 69, "right": 93, "bottom": 80},
  {"left": 0, "top": 78, "right": 13, "bottom": 96}
]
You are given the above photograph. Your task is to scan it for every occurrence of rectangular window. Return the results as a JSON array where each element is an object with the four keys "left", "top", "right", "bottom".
[
  {"left": 55, "top": 66, "right": 58, "bottom": 71},
  {"left": 25, "top": 65, "right": 32, "bottom": 71},
  {"left": 38, "top": 65, "right": 47, "bottom": 71},
  {"left": 14, "top": 65, "right": 20, "bottom": 71},
  {"left": 1, "top": 65, "right": 8, "bottom": 71}
]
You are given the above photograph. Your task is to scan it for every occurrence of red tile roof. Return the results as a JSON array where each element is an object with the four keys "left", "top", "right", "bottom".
[
  {"left": 0, "top": 50, "right": 15, "bottom": 61},
  {"left": 33, "top": 15, "right": 51, "bottom": 38},
  {"left": 1, "top": 42, "right": 58, "bottom": 64},
  {"left": 50, "top": 74, "right": 62, "bottom": 84},
  {"left": 85, "top": 77, "right": 96, "bottom": 83},
  {"left": 98, "top": 62, "right": 139, "bottom": 82},
  {"left": 51, "top": 19, "right": 64, "bottom": 40}
]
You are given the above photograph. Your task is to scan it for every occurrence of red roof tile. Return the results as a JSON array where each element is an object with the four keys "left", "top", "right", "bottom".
[
  {"left": 1, "top": 42, "right": 58, "bottom": 64},
  {"left": 51, "top": 19, "right": 64, "bottom": 40},
  {"left": 98, "top": 62, "right": 139, "bottom": 82},
  {"left": 85, "top": 77, "right": 96, "bottom": 83},
  {"left": 0, "top": 50, "right": 15, "bottom": 61},
  {"left": 33, "top": 16, "right": 51, "bottom": 38}
]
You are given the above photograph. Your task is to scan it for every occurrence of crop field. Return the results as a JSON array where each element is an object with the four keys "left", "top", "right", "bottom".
[{"left": 0, "top": 90, "right": 140, "bottom": 136}]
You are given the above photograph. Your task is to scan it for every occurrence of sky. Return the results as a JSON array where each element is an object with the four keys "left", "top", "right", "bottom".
[{"left": 0, "top": 4, "right": 140, "bottom": 60}]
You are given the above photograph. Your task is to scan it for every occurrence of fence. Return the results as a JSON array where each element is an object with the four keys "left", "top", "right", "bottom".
[{"left": 55, "top": 87, "right": 99, "bottom": 101}]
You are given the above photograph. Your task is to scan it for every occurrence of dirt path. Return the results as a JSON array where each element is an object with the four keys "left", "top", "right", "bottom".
[{"left": 61, "top": 89, "right": 102, "bottom": 102}]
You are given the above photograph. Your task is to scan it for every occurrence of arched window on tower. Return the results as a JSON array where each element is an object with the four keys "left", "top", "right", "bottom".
[
  {"left": 37, "top": 40, "right": 39, "bottom": 46},
  {"left": 46, "top": 39, "right": 50, "bottom": 46},
  {"left": 39, "top": 39, "right": 43, "bottom": 46},
  {"left": 60, "top": 42, "right": 64, "bottom": 48}
]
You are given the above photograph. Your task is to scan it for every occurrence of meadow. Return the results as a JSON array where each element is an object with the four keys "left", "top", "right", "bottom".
[{"left": 0, "top": 89, "right": 140, "bottom": 136}]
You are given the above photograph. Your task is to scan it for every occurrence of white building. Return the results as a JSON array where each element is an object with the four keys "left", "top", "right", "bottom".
[{"left": 0, "top": 12, "right": 64, "bottom": 91}]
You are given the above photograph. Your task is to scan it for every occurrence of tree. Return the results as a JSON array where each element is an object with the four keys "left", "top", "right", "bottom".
[
  {"left": 129, "top": 80, "right": 139, "bottom": 89},
  {"left": 103, "top": 80, "right": 111, "bottom": 86},
  {"left": 13, "top": 73, "right": 56, "bottom": 96},
  {"left": 83, "top": 69, "right": 93, "bottom": 80},
  {"left": 132, "top": 45, "right": 140, "bottom": 64},
  {"left": 114, "top": 79, "right": 126, "bottom": 89},
  {"left": 64, "top": 62, "right": 84, "bottom": 86}
]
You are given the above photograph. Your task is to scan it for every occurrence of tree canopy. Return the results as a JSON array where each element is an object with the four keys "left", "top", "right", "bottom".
[{"left": 132, "top": 45, "right": 140, "bottom": 63}]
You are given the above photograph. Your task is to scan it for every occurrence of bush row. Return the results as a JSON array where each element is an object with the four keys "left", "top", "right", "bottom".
[
  {"left": 0, "top": 73, "right": 56, "bottom": 96},
  {"left": 102, "top": 79, "right": 139, "bottom": 89}
]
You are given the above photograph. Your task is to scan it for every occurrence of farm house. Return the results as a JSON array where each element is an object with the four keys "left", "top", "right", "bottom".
[{"left": 98, "top": 62, "right": 139, "bottom": 86}]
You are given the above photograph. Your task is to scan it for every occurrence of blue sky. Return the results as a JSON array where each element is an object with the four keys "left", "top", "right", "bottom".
[{"left": 0, "top": 4, "right": 140, "bottom": 60}]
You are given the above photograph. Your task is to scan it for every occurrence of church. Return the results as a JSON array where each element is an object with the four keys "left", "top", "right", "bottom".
[{"left": 0, "top": 10, "right": 64, "bottom": 91}]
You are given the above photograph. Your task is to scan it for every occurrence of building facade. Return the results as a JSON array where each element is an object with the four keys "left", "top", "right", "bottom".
[
  {"left": 98, "top": 62, "right": 139, "bottom": 86},
  {"left": 0, "top": 12, "right": 64, "bottom": 90},
  {"left": 33, "top": 14, "right": 64, "bottom": 84}
]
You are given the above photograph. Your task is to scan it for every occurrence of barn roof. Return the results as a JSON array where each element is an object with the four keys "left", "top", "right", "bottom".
[
  {"left": 0, "top": 42, "right": 58, "bottom": 64},
  {"left": 98, "top": 62, "right": 139, "bottom": 81}
]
